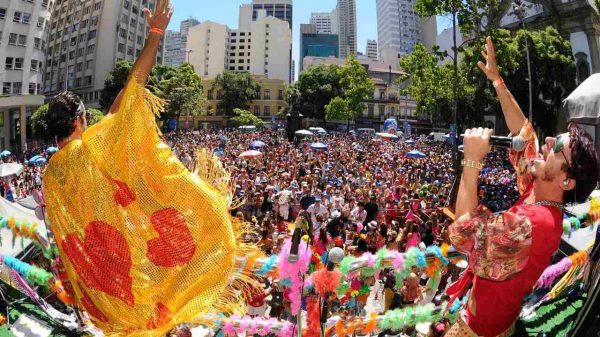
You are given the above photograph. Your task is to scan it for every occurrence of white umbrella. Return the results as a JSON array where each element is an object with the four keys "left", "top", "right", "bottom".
[
  {"left": 295, "top": 129, "right": 314, "bottom": 136},
  {"left": 563, "top": 74, "right": 600, "bottom": 124},
  {"left": 376, "top": 132, "right": 399, "bottom": 139},
  {"left": 238, "top": 150, "right": 263, "bottom": 159},
  {"left": 0, "top": 163, "right": 24, "bottom": 177}
]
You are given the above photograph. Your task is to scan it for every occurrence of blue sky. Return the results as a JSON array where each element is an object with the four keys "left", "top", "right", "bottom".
[{"left": 168, "top": 0, "right": 452, "bottom": 74}]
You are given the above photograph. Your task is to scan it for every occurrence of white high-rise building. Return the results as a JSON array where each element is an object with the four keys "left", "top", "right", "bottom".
[
  {"left": 43, "top": 0, "right": 165, "bottom": 107},
  {"left": 337, "top": 0, "right": 356, "bottom": 59},
  {"left": 187, "top": 15, "right": 291, "bottom": 84},
  {"left": 0, "top": 0, "right": 51, "bottom": 151},
  {"left": 377, "top": 0, "right": 423, "bottom": 59},
  {"left": 165, "top": 18, "right": 200, "bottom": 67},
  {"left": 310, "top": 11, "right": 339, "bottom": 35},
  {"left": 366, "top": 39, "right": 378, "bottom": 60}
]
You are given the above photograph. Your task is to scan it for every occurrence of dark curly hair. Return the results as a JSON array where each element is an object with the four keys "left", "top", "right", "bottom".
[
  {"left": 564, "top": 122, "right": 599, "bottom": 203},
  {"left": 47, "top": 91, "right": 83, "bottom": 142}
]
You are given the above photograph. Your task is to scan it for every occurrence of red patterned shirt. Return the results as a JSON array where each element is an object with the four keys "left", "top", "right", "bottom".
[{"left": 447, "top": 121, "right": 564, "bottom": 337}]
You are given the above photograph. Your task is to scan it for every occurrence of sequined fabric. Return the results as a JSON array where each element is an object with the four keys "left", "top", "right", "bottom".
[{"left": 43, "top": 79, "right": 258, "bottom": 337}]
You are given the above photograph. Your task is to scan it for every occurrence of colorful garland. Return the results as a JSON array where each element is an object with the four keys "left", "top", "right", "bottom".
[
  {"left": 0, "top": 216, "right": 54, "bottom": 258},
  {"left": 536, "top": 250, "right": 588, "bottom": 289},
  {"left": 0, "top": 255, "right": 75, "bottom": 305},
  {"left": 563, "top": 197, "right": 600, "bottom": 235}
]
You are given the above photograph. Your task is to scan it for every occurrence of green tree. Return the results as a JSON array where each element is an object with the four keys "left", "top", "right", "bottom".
[
  {"left": 87, "top": 108, "right": 105, "bottom": 126},
  {"left": 212, "top": 72, "right": 260, "bottom": 116},
  {"left": 230, "top": 108, "right": 265, "bottom": 127},
  {"left": 461, "top": 27, "right": 576, "bottom": 136},
  {"left": 325, "top": 56, "right": 374, "bottom": 125},
  {"left": 100, "top": 61, "right": 177, "bottom": 112},
  {"left": 293, "top": 64, "right": 343, "bottom": 121},
  {"left": 157, "top": 63, "right": 205, "bottom": 121}
]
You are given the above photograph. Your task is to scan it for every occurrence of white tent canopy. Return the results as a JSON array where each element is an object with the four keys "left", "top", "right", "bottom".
[{"left": 563, "top": 74, "right": 600, "bottom": 125}]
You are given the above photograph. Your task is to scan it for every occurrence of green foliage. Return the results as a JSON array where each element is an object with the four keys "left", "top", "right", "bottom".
[
  {"left": 212, "top": 72, "right": 260, "bottom": 116},
  {"left": 100, "top": 61, "right": 178, "bottom": 112},
  {"left": 292, "top": 64, "right": 344, "bottom": 120},
  {"left": 87, "top": 108, "right": 105, "bottom": 126},
  {"left": 31, "top": 104, "right": 49, "bottom": 140},
  {"left": 100, "top": 61, "right": 132, "bottom": 111},
  {"left": 157, "top": 63, "right": 205, "bottom": 120},
  {"left": 324, "top": 56, "right": 374, "bottom": 122},
  {"left": 230, "top": 108, "right": 265, "bottom": 127},
  {"left": 461, "top": 27, "right": 575, "bottom": 136}
]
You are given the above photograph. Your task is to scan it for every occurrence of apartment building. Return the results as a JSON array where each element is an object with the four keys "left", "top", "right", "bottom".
[
  {"left": 0, "top": 0, "right": 52, "bottom": 151},
  {"left": 164, "top": 17, "right": 199, "bottom": 67}
]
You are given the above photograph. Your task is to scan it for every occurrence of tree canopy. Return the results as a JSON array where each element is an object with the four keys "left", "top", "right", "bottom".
[
  {"left": 230, "top": 108, "right": 265, "bottom": 127},
  {"left": 156, "top": 63, "right": 204, "bottom": 121},
  {"left": 293, "top": 64, "right": 344, "bottom": 121},
  {"left": 212, "top": 72, "right": 260, "bottom": 116},
  {"left": 325, "top": 56, "right": 374, "bottom": 123}
]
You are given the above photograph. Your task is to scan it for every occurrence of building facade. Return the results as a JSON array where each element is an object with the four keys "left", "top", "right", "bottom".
[
  {"left": 43, "top": 0, "right": 165, "bottom": 108},
  {"left": 187, "top": 15, "right": 292, "bottom": 84},
  {"left": 376, "top": 0, "right": 422, "bottom": 58},
  {"left": 193, "top": 75, "right": 287, "bottom": 128},
  {"left": 366, "top": 39, "right": 378, "bottom": 60},
  {"left": 310, "top": 10, "right": 339, "bottom": 34},
  {"left": 302, "top": 56, "right": 418, "bottom": 129},
  {"left": 164, "top": 18, "right": 199, "bottom": 67},
  {"left": 0, "top": 0, "right": 51, "bottom": 151},
  {"left": 337, "top": 0, "right": 357, "bottom": 58},
  {"left": 300, "top": 24, "right": 339, "bottom": 72}
]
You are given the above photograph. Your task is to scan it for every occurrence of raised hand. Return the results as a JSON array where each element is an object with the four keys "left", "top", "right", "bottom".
[
  {"left": 143, "top": 0, "right": 173, "bottom": 32},
  {"left": 477, "top": 36, "right": 501, "bottom": 82}
]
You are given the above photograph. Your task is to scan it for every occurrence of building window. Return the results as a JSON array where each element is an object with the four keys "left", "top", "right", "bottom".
[
  {"left": 127, "top": 47, "right": 133, "bottom": 55},
  {"left": 0, "top": 8, "right": 6, "bottom": 20},
  {"left": 13, "top": 11, "right": 22, "bottom": 23},
  {"left": 31, "top": 59, "right": 38, "bottom": 71},
  {"left": 81, "top": 19, "right": 88, "bottom": 28},
  {"left": 88, "top": 30, "right": 96, "bottom": 40},
  {"left": 13, "top": 82, "right": 22, "bottom": 95},
  {"left": 85, "top": 76, "right": 92, "bottom": 85},
  {"left": 37, "top": 17, "right": 45, "bottom": 28},
  {"left": 14, "top": 58, "right": 24, "bottom": 70},
  {"left": 85, "top": 60, "right": 93, "bottom": 69},
  {"left": 29, "top": 82, "right": 36, "bottom": 94},
  {"left": 18, "top": 35, "right": 27, "bottom": 46},
  {"left": 8, "top": 33, "right": 17, "bottom": 45},
  {"left": 94, "top": 2, "right": 101, "bottom": 11},
  {"left": 368, "top": 104, "right": 374, "bottom": 118},
  {"left": 5, "top": 57, "right": 13, "bottom": 69},
  {"left": 87, "top": 44, "right": 95, "bottom": 54},
  {"left": 118, "top": 43, "right": 125, "bottom": 52},
  {"left": 238, "top": 66, "right": 244, "bottom": 70},
  {"left": 79, "top": 34, "right": 87, "bottom": 42},
  {"left": 84, "top": 6, "right": 91, "bottom": 14},
  {"left": 119, "top": 28, "right": 127, "bottom": 38},
  {"left": 3, "top": 82, "right": 11, "bottom": 95},
  {"left": 264, "top": 105, "right": 270, "bottom": 115},
  {"left": 278, "top": 89, "right": 283, "bottom": 100},
  {"left": 264, "top": 89, "right": 270, "bottom": 99},
  {"left": 92, "top": 16, "right": 99, "bottom": 26},
  {"left": 254, "top": 106, "right": 260, "bottom": 114}
]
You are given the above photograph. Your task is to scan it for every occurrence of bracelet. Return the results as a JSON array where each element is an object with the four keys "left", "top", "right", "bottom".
[
  {"left": 492, "top": 78, "right": 504, "bottom": 89},
  {"left": 149, "top": 28, "right": 164, "bottom": 36},
  {"left": 461, "top": 159, "right": 484, "bottom": 170}
]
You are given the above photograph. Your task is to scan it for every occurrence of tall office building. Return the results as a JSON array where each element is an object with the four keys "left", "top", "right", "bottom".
[
  {"left": 300, "top": 24, "right": 338, "bottom": 72},
  {"left": 377, "top": 0, "right": 422, "bottom": 58},
  {"left": 187, "top": 15, "right": 291, "bottom": 84},
  {"left": 337, "top": 0, "right": 356, "bottom": 59},
  {"left": 366, "top": 39, "right": 378, "bottom": 60},
  {"left": 0, "top": 0, "right": 51, "bottom": 151},
  {"left": 164, "top": 17, "right": 200, "bottom": 67},
  {"left": 310, "top": 11, "right": 339, "bottom": 35},
  {"left": 44, "top": 0, "right": 165, "bottom": 107}
]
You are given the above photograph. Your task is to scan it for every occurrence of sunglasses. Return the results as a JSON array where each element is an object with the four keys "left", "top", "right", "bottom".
[
  {"left": 75, "top": 102, "right": 90, "bottom": 120},
  {"left": 553, "top": 134, "right": 574, "bottom": 178}
]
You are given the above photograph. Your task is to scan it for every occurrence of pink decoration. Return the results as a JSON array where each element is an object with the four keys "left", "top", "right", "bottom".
[
  {"left": 365, "top": 253, "right": 376, "bottom": 268},
  {"left": 278, "top": 322, "right": 295, "bottom": 337},
  {"left": 536, "top": 257, "right": 572, "bottom": 289},
  {"left": 278, "top": 238, "right": 312, "bottom": 315},
  {"left": 222, "top": 320, "right": 236, "bottom": 336},
  {"left": 392, "top": 251, "right": 405, "bottom": 269},
  {"left": 238, "top": 315, "right": 251, "bottom": 335},
  {"left": 260, "top": 318, "right": 275, "bottom": 335}
]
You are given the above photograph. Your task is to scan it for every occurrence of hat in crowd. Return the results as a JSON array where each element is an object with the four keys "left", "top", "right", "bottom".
[
  {"left": 314, "top": 196, "right": 321, "bottom": 202},
  {"left": 331, "top": 210, "right": 341, "bottom": 218},
  {"left": 368, "top": 221, "right": 377, "bottom": 230},
  {"left": 334, "top": 237, "right": 344, "bottom": 247},
  {"left": 301, "top": 181, "right": 309, "bottom": 187}
]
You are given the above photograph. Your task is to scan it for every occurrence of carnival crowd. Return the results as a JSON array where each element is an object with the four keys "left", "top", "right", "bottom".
[{"left": 165, "top": 128, "right": 520, "bottom": 337}]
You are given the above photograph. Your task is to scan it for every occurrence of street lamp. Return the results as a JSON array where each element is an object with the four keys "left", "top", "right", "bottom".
[
  {"left": 186, "top": 49, "right": 193, "bottom": 64},
  {"left": 511, "top": 0, "right": 533, "bottom": 122}
]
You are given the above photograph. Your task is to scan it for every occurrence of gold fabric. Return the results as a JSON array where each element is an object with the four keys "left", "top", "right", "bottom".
[
  {"left": 43, "top": 79, "right": 259, "bottom": 336},
  {"left": 445, "top": 317, "right": 515, "bottom": 337}
]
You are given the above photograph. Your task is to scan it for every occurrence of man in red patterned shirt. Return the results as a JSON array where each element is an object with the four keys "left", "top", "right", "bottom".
[{"left": 445, "top": 37, "right": 599, "bottom": 337}]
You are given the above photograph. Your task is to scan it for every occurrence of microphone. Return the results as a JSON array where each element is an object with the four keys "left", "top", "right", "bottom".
[
  {"left": 459, "top": 134, "right": 525, "bottom": 152},
  {"left": 288, "top": 213, "right": 305, "bottom": 263},
  {"left": 326, "top": 247, "right": 345, "bottom": 271}
]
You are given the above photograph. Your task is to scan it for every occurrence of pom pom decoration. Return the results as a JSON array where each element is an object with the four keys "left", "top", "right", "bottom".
[
  {"left": 311, "top": 269, "right": 342, "bottom": 296},
  {"left": 277, "top": 238, "right": 312, "bottom": 315},
  {"left": 304, "top": 296, "right": 321, "bottom": 337}
]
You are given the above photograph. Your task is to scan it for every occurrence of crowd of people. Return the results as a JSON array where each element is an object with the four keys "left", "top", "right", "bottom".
[
  {"left": 165, "top": 128, "right": 521, "bottom": 336},
  {"left": 0, "top": 145, "right": 50, "bottom": 202}
]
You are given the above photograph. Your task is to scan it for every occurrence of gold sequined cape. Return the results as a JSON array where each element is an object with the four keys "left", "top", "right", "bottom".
[{"left": 43, "top": 79, "right": 259, "bottom": 337}]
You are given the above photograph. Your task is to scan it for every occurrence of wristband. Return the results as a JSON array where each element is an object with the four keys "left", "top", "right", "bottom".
[
  {"left": 492, "top": 78, "right": 504, "bottom": 89},
  {"left": 461, "top": 159, "right": 484, "bottom": 170},
  {"left": 149, "top": 28, "right": 164, "bottom": 36}
]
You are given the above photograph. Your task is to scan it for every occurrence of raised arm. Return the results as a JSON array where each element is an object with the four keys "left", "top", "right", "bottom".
[
  {"left": 108, "top": 0, "right": 172, "bottom": 115},
  {"left": 477, "top": 37, "right": 526, "bottom": 135}
]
